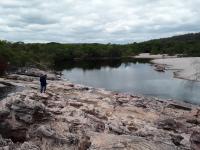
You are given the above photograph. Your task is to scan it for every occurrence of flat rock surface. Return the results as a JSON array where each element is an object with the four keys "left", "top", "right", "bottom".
[
  {"left": 0, "top": 74, "right": 200, "bottom": 150},
  {"left": 152, "top": 57, "right": 200, "bottom": 81},
  {"left": 134, "top": 53, "right": 177, "bottom": 59}
]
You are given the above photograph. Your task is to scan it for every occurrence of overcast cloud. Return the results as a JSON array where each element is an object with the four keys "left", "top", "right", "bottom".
[{"left": 0, "top": 0, "right": 200, "bottom": 43}]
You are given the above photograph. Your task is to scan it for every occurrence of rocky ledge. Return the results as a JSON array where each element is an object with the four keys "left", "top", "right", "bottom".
[{"left": 0, "top": 72, "right": 200, "bottom": 150}]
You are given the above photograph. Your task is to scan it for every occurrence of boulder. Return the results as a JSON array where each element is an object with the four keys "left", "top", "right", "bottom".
[{"left": 7, "top": 99, "right": 51, "bottom": 124}]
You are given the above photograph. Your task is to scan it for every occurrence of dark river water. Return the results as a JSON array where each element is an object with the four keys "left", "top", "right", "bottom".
[
  {"left": 0, "top": 82, "right": 24, "bottom": 100},
  {"left": 61, "top": 59, "right": 200, "bottom": 104}
]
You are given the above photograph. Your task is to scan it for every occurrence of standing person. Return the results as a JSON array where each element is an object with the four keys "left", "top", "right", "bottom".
[{"left": 40, "top": 74, "right": 47, "bottom": 93}]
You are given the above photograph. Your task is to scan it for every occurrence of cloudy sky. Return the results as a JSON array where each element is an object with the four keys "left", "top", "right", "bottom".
[{"left": 0, "top": 0, "right": 200, "bottom": 43}]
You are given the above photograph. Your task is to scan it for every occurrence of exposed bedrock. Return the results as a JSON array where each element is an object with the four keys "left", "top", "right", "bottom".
[{"left": 0, "top": 73, "right": 199, "bottom": 149}]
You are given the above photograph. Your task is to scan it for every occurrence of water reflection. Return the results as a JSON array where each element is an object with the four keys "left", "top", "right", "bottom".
[
  {"left": 62, "top": 59, "right": 200, "bottom": 104},
  {"left": 55, "top": 58, "right": 150, "bottom": 71}
]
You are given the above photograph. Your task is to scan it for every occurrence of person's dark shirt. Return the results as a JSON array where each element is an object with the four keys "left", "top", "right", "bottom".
[{"left": 40, "top": 76, "right": 47, "bottom": 86}]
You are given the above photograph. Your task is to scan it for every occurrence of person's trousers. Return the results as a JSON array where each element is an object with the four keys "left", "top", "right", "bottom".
[{"left": 40, "top": 85, "right": 46, "bottom": 93}]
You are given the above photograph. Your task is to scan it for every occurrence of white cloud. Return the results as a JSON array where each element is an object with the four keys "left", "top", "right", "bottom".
[{"left": 0, "top": 0, "right": 199, "bottom": 43}]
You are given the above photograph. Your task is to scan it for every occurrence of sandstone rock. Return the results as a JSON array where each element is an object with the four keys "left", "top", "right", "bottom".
[
  {"left": 69, "top": 102, "right": 83, "bottom": 108},
  {"left": 35, "top": 125, "right": 79, "bottom": 145},
  {"left": 95, "top": 122, "right": 105, "bottom": 132},
  {"left": 65, "top": 133, "right": 79, "bottom": 145},
  {"left": 194, "top": 109, "right": 200, "bottom": 118},
  {"left": 36, "top": 125, "right": 55, "bottom": 138},
  {"left": 116, "top": 98, "right": 129, "bottom": 105},
  {"left": 127, "top": 123, "right": 138, "bottom": 132},
  {"left": 0, "top": 122, "right": 27, "bottom": 142},
  {"left": 82, "top": 108, "right": 108, "bottom": 121},
  {"left": 20, "top": 142, "right": 40, "bottom": 150},
  {"left": 78, "top": 135, "right": 91, "bottom": 150},
  {"left": 69, "top": 120, "right": 82, "bottom": 134},
  {"left": 134, "top": 100, "right": 147, "bottom": 108},
  {"left": 167, "top": 103, "right": 192, "bottom": 111},
  {"left": 1, "top": 73, "right": 200, "bottom": 150},
  {"left": 190, "top": 131, "right": 200, "bottom": 150},
  {"left": 108, "top": 123, "right": 130, "bottom": 135},
  {"left": 170, "top": 134, "right": 184, "bottom": 146},
  {"left": 135, "top": 103, "right": 147, "bottom": 108},
  {"left": 186, "top": 118, "right": 200, "bottom": 125},
  {"left": 8, "top": 99, "right": 51, "bottom": 124},
  {"left": 158, "top": 119, "right": 177, "bottom": 131},
  {"left": 68, "top": 84, "right": 74, "bottom": 87}
]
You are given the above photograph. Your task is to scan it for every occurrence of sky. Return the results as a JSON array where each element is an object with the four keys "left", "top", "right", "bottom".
[{"left": 0, "top": 0, "right": 200, "bottom": 43}]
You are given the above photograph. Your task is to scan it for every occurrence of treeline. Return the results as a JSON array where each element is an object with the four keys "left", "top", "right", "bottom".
[
  {"left": 0, "top": 32, "right": 200, "bottom": 71},
  {"left": 0, "top": 42, "right": 136, "bottom": 69},
  {"left": 137, "top": 33, "right": 200, "bottom": 56}
]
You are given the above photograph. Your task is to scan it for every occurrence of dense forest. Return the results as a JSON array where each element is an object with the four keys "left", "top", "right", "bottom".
[
  {"left": 0, "top": 32, "right": 200, "bottom": 73},
  {"left": 137, "top": 32, "right": 200, "bottom": 56}
]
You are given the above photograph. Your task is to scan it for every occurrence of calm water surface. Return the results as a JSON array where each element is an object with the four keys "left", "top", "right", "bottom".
[{"left": 62, "top": 59, "right": 200, "bottom": 104}]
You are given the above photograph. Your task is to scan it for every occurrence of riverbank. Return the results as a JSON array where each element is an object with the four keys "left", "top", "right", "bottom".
[
  {"left": 0, "top": 72, "right": 200, "bottom": 150},
  {"left": 152, "top": 57, "right": 200, "bottom": 82},
  {"left": 133, "top": 53, "right": 178, "bottom": 59}
]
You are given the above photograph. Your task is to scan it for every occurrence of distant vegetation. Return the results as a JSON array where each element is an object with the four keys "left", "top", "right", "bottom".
[
  {"left": 0, "top": 32, "right": 200, "bottom": 73},
  {"left": 137, "top": 32, "right": 200, "bottom": 56}
]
